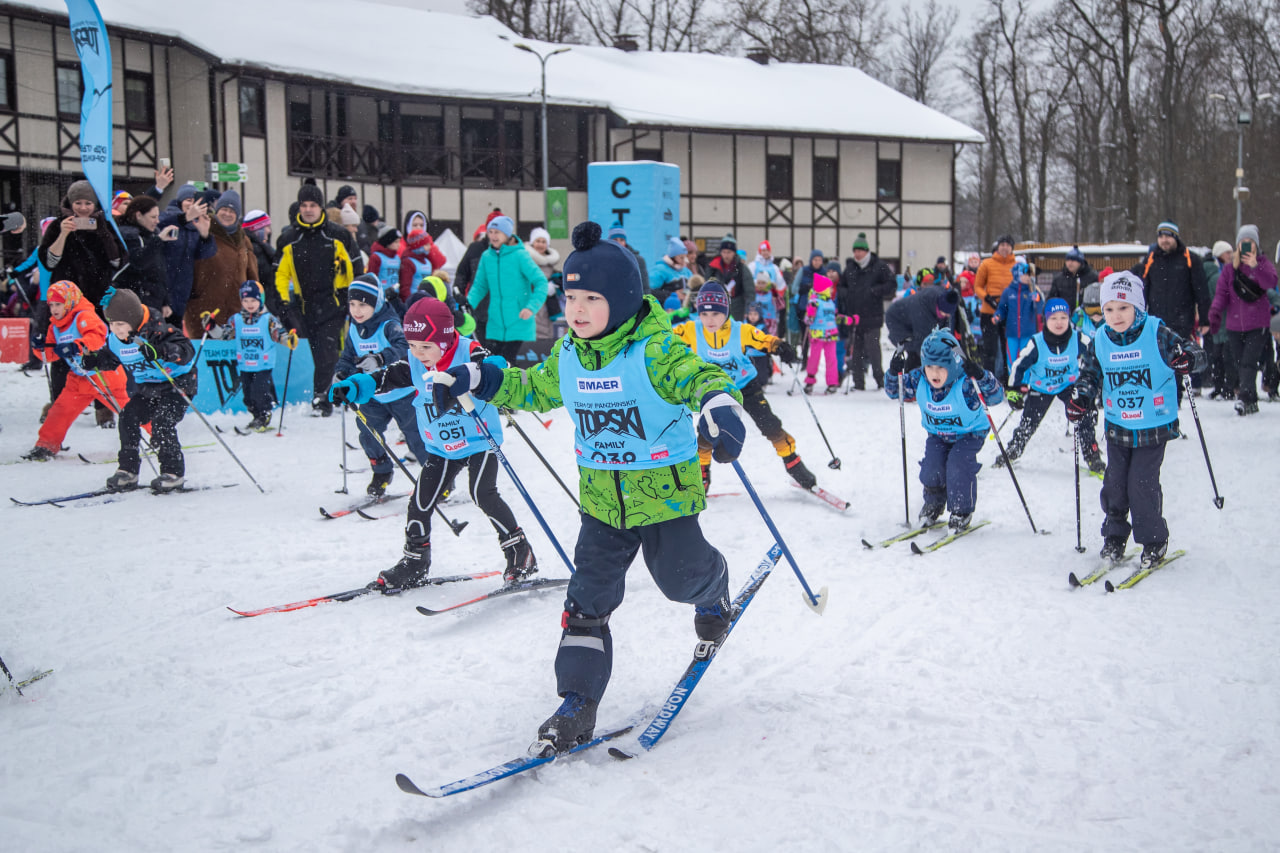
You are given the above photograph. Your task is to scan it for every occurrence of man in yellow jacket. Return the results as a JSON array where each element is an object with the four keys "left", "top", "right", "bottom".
[{"left": 274, "top": 184, "right": 362, "bottom": 415}]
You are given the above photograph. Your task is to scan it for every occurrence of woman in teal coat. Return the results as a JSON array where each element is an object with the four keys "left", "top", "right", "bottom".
[{"left": 467, "top": 215, "right": 547, "bottom": 361}]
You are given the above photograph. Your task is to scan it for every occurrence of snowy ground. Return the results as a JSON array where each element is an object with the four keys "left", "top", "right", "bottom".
[{"left": 2, "top": 361, "right": 1278, "bottom": 852}]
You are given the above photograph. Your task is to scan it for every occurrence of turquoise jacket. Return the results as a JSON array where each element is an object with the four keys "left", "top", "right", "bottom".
[{"left": 467, "top": 239, "right": 547, "bottom": 342}]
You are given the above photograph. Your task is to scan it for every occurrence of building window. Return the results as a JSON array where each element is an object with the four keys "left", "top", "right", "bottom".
[
  {"left": 0, "top": 53, "right": 14, "bottom": 111},
  {"left": 56, "top": 64, "right": 82, "bottom": 118},
  {"left": 634, "top": 147, "right": 661, "bottom": 162},
  {"left": 289, "top": 100, "right": 312, "bottom": 135},
  {"left": 124, "top": 72, "right": 154, "bottom": 129},
  {"left": 240, "top": 80, "right": 265, "bottom": 136},
  {"left": 813, "top": 156, "right": 838, "bottom": 201},
  {"left": 766, "top": 154, "right": 792, "bottom": 200},
  {"left": 877, "top": 159, "right": 902, "bottom": 200}
]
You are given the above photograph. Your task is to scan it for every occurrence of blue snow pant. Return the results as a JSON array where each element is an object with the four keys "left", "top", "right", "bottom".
[
  {"left": 919, "top": 432, "right": 985, "bottom": 515},
  {"left": 355, "top": 394, "right": 430, "bottom": 474},
  {"left": 1005, "top": 335, "right": 1031, "bottom": 374},
  {"left": 1100, "top": 439, "right": 1168, "bottom": 546},
  {"left": 240, "top": 369, "right": 276, "bottom": 420},
  {"left": 556, "top": 513, "right": 729, "bottom": 703}
]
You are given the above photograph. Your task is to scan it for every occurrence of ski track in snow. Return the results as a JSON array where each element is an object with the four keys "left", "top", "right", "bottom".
[{"left": 1, "top": 364, "right": 1278, "bottom": 851}]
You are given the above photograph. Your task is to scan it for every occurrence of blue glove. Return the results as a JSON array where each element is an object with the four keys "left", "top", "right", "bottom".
[
  {"left": 697, "top": 391, "right": 746, "bottom": 463},
  {"left": 430, "top": 360, "right": 505, "bottom": 412},
  {"left": 329, "top": 373, "right": 376, "bottom": 405}
]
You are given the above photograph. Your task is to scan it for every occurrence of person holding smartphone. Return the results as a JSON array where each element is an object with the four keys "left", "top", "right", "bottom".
[
  {"left": 1208, "top": 224, "right": 1278, "bottom": 416},
  {"left": 114, "top": 196, "right": 178, "bottom": 318}
]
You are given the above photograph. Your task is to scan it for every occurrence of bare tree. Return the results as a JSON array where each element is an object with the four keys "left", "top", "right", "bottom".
[
  {"left": 891, "top": 0, "right": 959, "bottom": 107},
  {"left": 718, "top": 0, "right": 888, "bottom": 75},
  {"left": 468, "top": 0, "right": 579, "bottom": 41}
]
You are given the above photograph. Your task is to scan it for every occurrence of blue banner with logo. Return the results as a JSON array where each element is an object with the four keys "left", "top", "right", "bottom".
[
  {"left": 192, "top": 340, "right": 316, "bottom": 414},
  {"left": 587, "top": 161, "right": 680, "bottom": 276},
  {"left": 64, "top": 0, "right": 123, "bottom": 244}
]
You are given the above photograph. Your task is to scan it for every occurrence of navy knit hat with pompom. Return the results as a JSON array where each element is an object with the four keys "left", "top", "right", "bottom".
[{"left": 563, "top": 221, "right": 644, "bottom": 334}]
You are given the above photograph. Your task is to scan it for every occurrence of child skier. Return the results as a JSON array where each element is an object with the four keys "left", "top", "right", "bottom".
[
  {"left": 804, "top": 273, "right": 855, "bottom": 393},
  {"left": 201, "top": 281, "right": 296, "bottom": 431},
  {"left": 429, "top": 221, "right": 746, "bottom": 756},
  {"left": 999, "top": 298, "right": 1105, "bottom": 473},
  {"left": 741, "top": 301, "right": 774, "bottom": 384},
  {"left": 672, "top": 281, "right": 813, "bottom": 490},
  {"left": 886, "top": 327, "right": 1005, "bottom": 531},
  {"left": 22, "top": 281, "right": 131, "bottom": 460},
  {"left": 81, "top": 288, "right": 196, "bottom": 492},
  {"left": 993, "top": 261, "right": 1043, "bottom": 375},
  {"left": 1067, "top": 271, "right": 1204, "bottom": 569},
  {"left": 332, "top": 274, "right": 428, "bottom": 496},
  {"left": 329, "top": 297, "right": 537, "bottom": 590}
]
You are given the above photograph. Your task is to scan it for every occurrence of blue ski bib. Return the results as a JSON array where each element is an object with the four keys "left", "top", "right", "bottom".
[
  {"left": 557, "top": 335, "right": 697, "bottom": 470},
  {"left": 1025, "top": 331, "right": 1079, "bottom": 394},
  {"left": 693, "top": 319, "right": 758, "bottom": 389},
  {"left": 349, "top": 318, "right": 413, "bottom": 402},
  {"left": 232, "top": 311, "right": 277, "bottom": 373},
  {"left": 810, "top": 297, "right": 837, "bottom": 335},
  {"left": 1095, "top": 317, "right": 1178, "bottom": 430},
  {"left": 107, "top": 333, "right": 193, "bottom": 385},
  {"left": 404, "top": 255, "right": 432, "bottom": 293},
  {"left": 917, "top": 377, "right": 988, "bottom": 438},
  {"left": 51, "top": 321, "right": 91, "bottom": 377},
  {"left": 375, "top": 254, "right": 401, "bottom": 293},
  {"left": 411, "top": 336, "right": 504, "bottom": 459}
]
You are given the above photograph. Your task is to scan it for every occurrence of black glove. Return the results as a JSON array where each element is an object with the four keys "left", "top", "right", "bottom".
[
  {"left": 1169, "top": 344, "right": 1194, "bottom": 376},
  {"left": 1065, "top": 396, "right": 1089, "bottom": 423},
  {"left": 889, "top": 349, "right": 908, "bottom": 376},
  {"left": 139, "top": 340, "right": 161, "bottom": 364},
  {"left": 283, "top": 302, "right": 305, "bottom": 336},
  {"left": 1005, "top": 386, "right": 1027, "bottom": 410},
  {"left": 79, "top": 350, "right": 101, "bottom": 371},
  {"left": 774, "top": 340, "right": 799, "bottom": 366},
  {"left": 984, "top": 294, "right": 1001, "bottom": 309},
  {"left": 962, "top": 359, "right": 985, "bottom": 380}
]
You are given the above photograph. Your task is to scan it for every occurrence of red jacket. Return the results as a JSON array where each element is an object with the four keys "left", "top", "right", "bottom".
[{"left": 44, "top": 298, "right": 106, "bottom": 363}]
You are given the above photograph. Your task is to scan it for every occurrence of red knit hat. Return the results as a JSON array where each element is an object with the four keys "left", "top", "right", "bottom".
[
  {"left": 406, "top": 228, "right": 432, "bottom": 251},
  {"left": 46, "top": 280, "right": 82, "bottom": 308},
  {"left": 402, "top": 297, "right": 456, "bottom": 350}
]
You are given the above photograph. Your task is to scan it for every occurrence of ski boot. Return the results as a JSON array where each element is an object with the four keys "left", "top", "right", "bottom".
[
  {"left": 803, "top": 382, "right": 815, "bottom": 395},
  {"left": 532, "top": 692, "right": 599, "bottom": 756},
  {"left": 312, "top": 394, "right": 333, "bottom": 418},
  {"left": 993, "top": 442, "right": 1023, "bottom": 469},
  {"left": 500, "top": 528, "right": 538, "bottom": 584},
  {"left": 1099, "top": 535, "right": 1127, "bottom": 563},
  {"left": 95, "top": 406, "right": 115, "bottom": 430},
  {"left": 1235, "top": 400, "right": 1259, "bottom": 416},
  {"left": 22, "top": 446, "right": 56, "bottom": 461},
  {"left": 783, "top": 453, "right": 816, "bottom": 490},
  {"left": 824, "top": 386, "right": 839, "bottom": 395},
  {"left": 245, "top": 414, "right": 271, "bottom": 432},
  {"left": 693, "top": 589, "right": 733, "bottom": 652},
  {"left": 948, "top": 512, "right": 972, "bottom": 532},
  {"left": 371, "top": 536, "right": 431, "bottom": 593},
  {"left": 1082, "top": 442, "right": 1106, "bottom": 475},
  {"left": 918, "top": 502, "right": 944, "bottom": 527},
  {"left": 150, "top": 473, "right": 185, "bottom": 493},
  {"left": 367, "top": 470, "right": 393, "bottom": 497},
  {"left": 1139, "top": 540, "right": 1168, "bottom": 570},
  {"left": 105, "top": 469, "right": 138, "bottom": 492}
]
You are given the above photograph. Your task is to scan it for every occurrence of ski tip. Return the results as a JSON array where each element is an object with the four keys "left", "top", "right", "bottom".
[
  {"left": 415, "top": 605, "right": 440, "bottom": 616},
  {"left": 1104, "top": 580, "right": 1116, "bottom": 593},
  {"left": 356, "top": 509, "right": 377, "bottom": 520},
  {"left": 860, "top": 539, "right": 874, "bottom": 550},
  {"left": 910, "top": 542, "right": 924, "bottom": 555},
  {"left": 607, "top": 746, "right": 635, "bottom": 761},
  {"left": 1067, "top": 573, "right": 1081, "bottom": 588},
  {"left": 804, "top": 586, "right": 830, "bottom": 615},
  {"left": 226, "top": 606, "right": 253, "bottom": 617},
  {"left": 394, "top": 773, "right": 434, "bottom": 797}
]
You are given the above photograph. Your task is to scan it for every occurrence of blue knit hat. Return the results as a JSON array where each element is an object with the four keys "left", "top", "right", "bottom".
[
  {"left": 695, "top": 281, "right": 730, "bottom": 314},
  {"left": 1065, "top": 246, "right": 1086, "bottom": 263},
  {"left": 1156, "top": 220, "right": 1180, "bottom": 238},
  {"left": 347, "top": 273, "right": 384, "bottom": 312},
  {"left": 666, "top": 237, "right": 687, "bottom": 258},
  {"left": 487, "top": 215, "right": 515, "bottom": 238},
  {"left": 563, "top": 221, "right": 644, "bottom": 334},
  {"left": 239, "top": 280, "right": 264, "bottom": 302},
  {"left": 607, "top": 222, "right": 627, "bottom": 242},
  {"left": 1044, "top": 297, "right": 1070, "bottom": 318},
  {"left": 920, "top": 328, "right": 964, "bottom": 383}
]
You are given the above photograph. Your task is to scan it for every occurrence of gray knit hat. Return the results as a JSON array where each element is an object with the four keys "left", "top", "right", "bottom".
[{"left": 66, "top": 180, "right": 96, "bottom": 205}]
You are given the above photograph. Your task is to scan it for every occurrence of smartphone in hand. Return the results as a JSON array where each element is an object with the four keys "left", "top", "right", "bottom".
[
  {"left": 1241, "top": 240, "right": 1255, "bottom": 255},
  {"left": 159, "top": 157, "right": 171, "bottom": 169},
  {"left": 73, "top": 217, "right": 97, "bottom": 230}
]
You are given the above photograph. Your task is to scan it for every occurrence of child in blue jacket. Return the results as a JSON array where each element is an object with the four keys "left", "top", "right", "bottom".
[{"left": 994, "top": 262, "right": 1043, "bottom": 374}]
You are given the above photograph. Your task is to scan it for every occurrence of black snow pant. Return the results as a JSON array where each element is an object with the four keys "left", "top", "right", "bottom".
[
  {"left": 405, "top": 449, "right": 518, "bottom": 544},
  {"left": 849, "top": 323, "right": 884, "bottom": 388},
  {"left": 1007, "top": 388, "right": 1099, "bottom": 459},
  {"left": 486, "top": 340, "right": 523, "bottom": 363},
  {"left": 118, "top": 385, "right": 188, "bottom": 477},
  {"left": 979, "top": 314, "right": 1002, "bottom": 375},
  {"left": 919, "top": 432, "right": 984, "bottom": 515},
  {"left": 241, "top": 369, "right": 277, "bottom": 421},
  {"left": 49, "top": 357, "right": 69, "bottom": 402},
  {"left": 355, "top": 395, "right": 430, "bottom": 474},
  {"left": 303, "top": 311, "right": 346, "bottom": 404},
  {"left": 1100, "top": 439, "right": 1168, "bottom": 546},
  {"left": 1206, "top": 336, "right": 1237, "bottom": 397},
  {"left": 1228, "top": 328, "right": 1269, "bottom": 405},
  {"left": 556, "top": 513, "right": 728, "bottom": 703}
]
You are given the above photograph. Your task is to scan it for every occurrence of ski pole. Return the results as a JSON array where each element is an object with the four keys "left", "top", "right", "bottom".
[
  {"left": 350, "top": 405, "right": 466, "bottom": 537},
  {"left": 192, "top": 310, "right": 218, "bottom": 363},
  {"left": 338, "top": 404, "right": 348, "bottom": 494},
  {"left": 970, "top": 374, "right": 1039, "bottom": 533},
  {"left": 731, "top": 459, "right": 827, "bottom": 613},
  {"left": 1072, "top": 429, "right": 1086, "bottom": 553},
  {"left": 895, "top": 347, "right": 910, "bottom": 528},
  {"left": 788, "top": 365, "right": 841, "bottom": 469},
  {"left": 0, "top": 652, "right": 22, "bottom": 697},
  {"left": 12, "top": 275, "right": 54, "bottom": 398},
  {"left": 432, "top": 375, "right": 574, "bottom": 574},
  {"left": 1181, "top": 373, "right": 1225, "bottom": 509},
  {"left": 988, "top": 407, "right": 1016, "bottom": 441},
  {"left": 154, "top": 363, "right": 266, "bottom": 493},
  {"left": 504, "top": 410, "right": 579, "bottom": 508},
  {"left": 275, "top": 341, "right": 295, "bottom": 437}
]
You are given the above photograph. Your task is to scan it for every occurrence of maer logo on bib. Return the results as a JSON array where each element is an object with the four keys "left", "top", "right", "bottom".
[{"left": 577, "top": 377, "right": 622, "bottom": 393}]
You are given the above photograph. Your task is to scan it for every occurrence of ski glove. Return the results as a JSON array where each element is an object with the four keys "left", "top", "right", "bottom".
[
  {"left": 697, "top": 391, "right": 746, "bottom": 463},
  {"left": 1169, "top": 344, "right": 1194, "bottom": 376},
  {"left": 138, "top": 340, "right": 161, "bottom": 364},
  {"left": 774, "top": 340, "right": 799, "bottom": 366},
  {"left": 1005, "top": 387, "right": 1026, "bottom": 410},
  {"left": 281, "top": 329, "right": 299, "bottom": 351},
  {"left": 199, "top": 310, "right": 219, "bottom": 334},
  {"left": 889, "top": 350, "right": 909, "bottom": 376},
  {"left": 79, "top": 349, "right": 101, "bottom": 371},
  {"left": 1065, "top": 395, "right": 1089, "bottom": 423},
  {"left": 430, "top": 360, "right": 505, "bottom": 412},
  {"left": 329, "top": 373, "right": 376, "bottom": 405},
  {"left": 357, "top": 353, "right": 383, "bottom": 374},
  {"left": 962, "top": 359, "right": 985, "bottom": 381}
]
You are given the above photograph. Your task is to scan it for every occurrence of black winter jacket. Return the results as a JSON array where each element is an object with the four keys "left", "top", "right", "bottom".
[
  {"left": 885, "top": 288, "right": 955, "bottom": 354},
  {"left": 113, "top": 224, "right": 171, "bottom": 315},
  {"left": 37, "top": 205, "right": 122, "bottom": 313},
  {"left": 1047, "top": 262, "right": 1098, "bottom": 312},
  {"left": 839, "top": 253, "right": 896, "bottom": 326},
  {"left": 1129, "top": 239, "right": 1211, "bottom": 335}
]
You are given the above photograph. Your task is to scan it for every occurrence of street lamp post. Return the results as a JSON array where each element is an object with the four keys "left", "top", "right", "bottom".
[
  {"left": 514, "top": 43, "right": 571, "bottom": 190},
  {"left": 1209, "top": 92, "right": 1273, "bottom": 235}
]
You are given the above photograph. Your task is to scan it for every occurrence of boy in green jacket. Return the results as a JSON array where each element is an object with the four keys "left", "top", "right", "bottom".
[{"left": 432, "top": 221, "right": 747, "bottom": 756}]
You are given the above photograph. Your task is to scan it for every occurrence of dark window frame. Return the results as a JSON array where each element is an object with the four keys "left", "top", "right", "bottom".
[
  {"left": 0, "top": 51, "right": 15, "bottom": 112},
  {"left": 766, "top": 154, "right": 793, "bottom": 200},
  {"left": 812, "top": 156, "right": 838, "bottom": 201},
  {"left": 876, "top": 159, "right": 902, "bottom": 200},
  {"left": 123, "top": 71, "right": 154, "bottom": 130},
  {"left": 55, "top": 62, "right": 83, "bottom": 120},
  {"left": 633, "top": 147, "right": 662, "bottom": 163},
  {"left": 239, "top": 79, "right": 266, "bottom": 137}
]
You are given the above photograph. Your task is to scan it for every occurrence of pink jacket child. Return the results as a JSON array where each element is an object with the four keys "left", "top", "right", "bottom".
[{"left": 803, "top": 273, "right": 856, "bottom": 393}]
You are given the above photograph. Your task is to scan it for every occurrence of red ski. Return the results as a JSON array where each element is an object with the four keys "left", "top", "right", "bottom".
[
  {"left": 790, "top": 481, "right": 850, "bottom": 512},
  {"left": 227, "top": 571, "right": 500, "bottom": 617}
]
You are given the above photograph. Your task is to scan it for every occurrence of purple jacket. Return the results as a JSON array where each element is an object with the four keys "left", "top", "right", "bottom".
[{"left": 1209, "top": 254, "right": 1277, "bottom": 334}]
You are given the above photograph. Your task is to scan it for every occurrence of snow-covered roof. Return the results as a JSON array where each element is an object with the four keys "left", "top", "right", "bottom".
[{"left": 15, "top": 0, "right": 984, "bottom": 144}]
